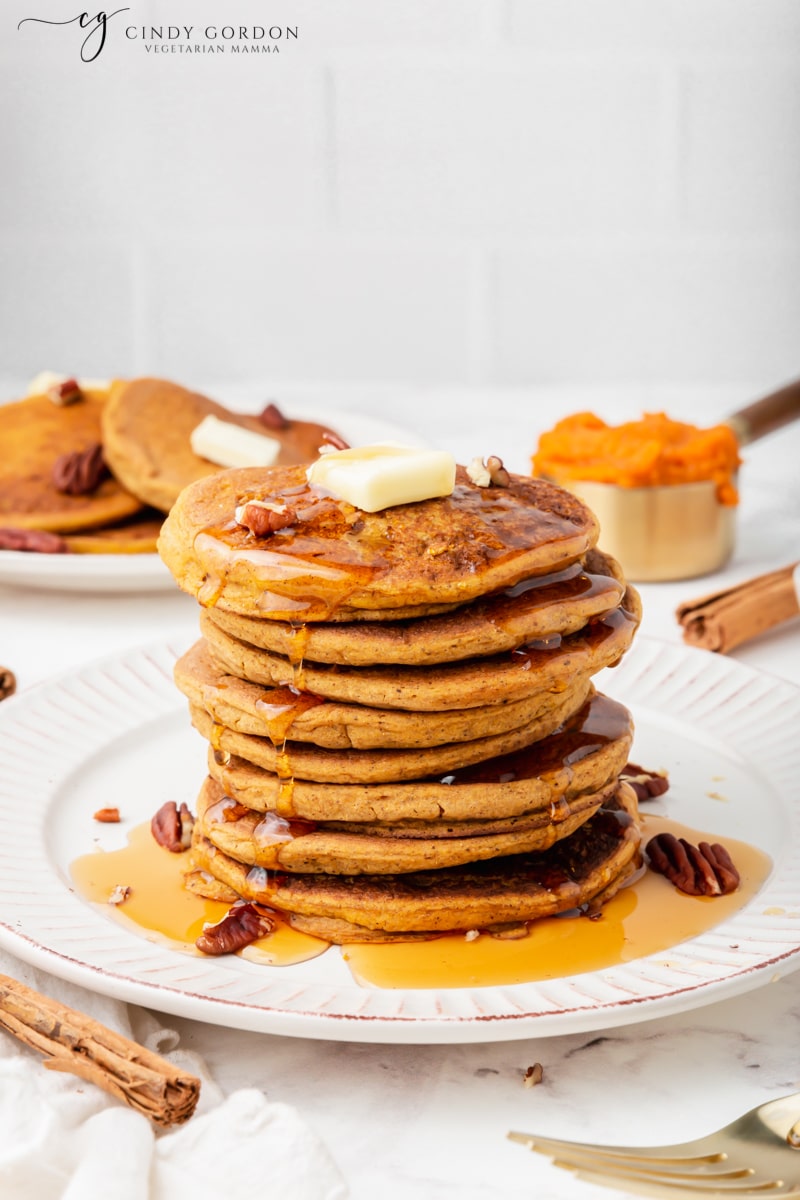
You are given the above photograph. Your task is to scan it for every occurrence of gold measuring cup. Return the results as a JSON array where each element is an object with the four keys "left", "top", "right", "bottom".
[{"left": 545, "top": 379, "right": 800, "bottom": 582}]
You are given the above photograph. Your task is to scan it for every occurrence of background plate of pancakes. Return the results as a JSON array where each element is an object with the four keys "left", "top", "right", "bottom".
[
  {"left": 0, "top": 636, "right": 798, "bottom": 1043},
  {"left": 0, "top": 388, "right": 426, "bottom": 592}
]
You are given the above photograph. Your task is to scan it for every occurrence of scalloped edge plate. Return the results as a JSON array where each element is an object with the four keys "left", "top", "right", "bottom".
[{"left": 0, "top": 636, "right": 799, "bottom": 1043}]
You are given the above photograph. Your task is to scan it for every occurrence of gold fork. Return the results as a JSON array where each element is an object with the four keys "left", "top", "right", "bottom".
[{"left": 509, "top": 1091, "right": 800, "bottom": 1197}]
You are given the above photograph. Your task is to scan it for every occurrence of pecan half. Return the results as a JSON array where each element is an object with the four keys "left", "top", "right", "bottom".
[
  {"left": 235, "top": 500, "right": 297, "bottom": 537},
  {"left": 467, "top": 455, "right": 510, "bottom": 488},
  {"left": 47, "top": 378, "right": 83, "bottom": 406},
  {"left": 93, "top": 806, "right": 120, "bottom": 823},
  {"left": 151, "top": 801, "right": 195, "bottom": 853},
  {"left": 0, "top": 667, "right": 16, "bottom": 702},
  {"left": 0, "top": 527, "right": 68, "bottom": 554},
  {"left": 318, "top": 430, "right": 351, "bottom": 451},
  {"left": 621, "top": 762, "right": 670, "bottom": 803},
  {"left": 258, "top": 401, "right": 290, "bottom": 431},
  {"left": 195, "top": 901, "right": 275, "bottom": 956},
  {"left": 646, "top": 832, "right": 740, "bottom": 896},
  {"left": 52, "top": 443, "right": 109, "bottom": 496}
]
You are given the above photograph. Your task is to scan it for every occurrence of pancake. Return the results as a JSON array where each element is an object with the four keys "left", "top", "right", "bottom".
[
  {"left": 157, "top": 464, "right": 600, "bottom": 620},
  {"left": 206, "top": 692, "right": 634, "bottom": 822},
  {"left": 189, "top": 677, "right": 593, "bottom": 783},
  {"left": 187, "top": 783, "right": 641, "bottom": 937},
  {"left": 175, "top": 639, "right": 594, "bottom": 750},
  {"left": 102, "top": 378, "right": 346, "bottom": 512},
  {"left": 0, "top": 388, "right": 144, "bottom": 533},
  {"left": 202, "top": 549, "right": 626, "bottom": 667},
  {"left": 196, "top": 775, "right": 614, "bottom": 874},
  {"left": 199, "top": 586, "right": 640, "bottom": 711},
  {"left": 63, "top": 508, "right": 164, "bottom": 554}
]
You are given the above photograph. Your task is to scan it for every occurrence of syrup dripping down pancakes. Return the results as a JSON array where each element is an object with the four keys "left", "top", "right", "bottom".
[{"left": 158, "top": 463, "right": 643, "bottom": 943}]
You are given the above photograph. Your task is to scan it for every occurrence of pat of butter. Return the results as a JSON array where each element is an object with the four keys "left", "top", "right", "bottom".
[
  {"left": 306, "top": 443, "right": 456, "bottom": 512},
  {"left": 190, "top": 414, "right": 280, "bottom": 469}
]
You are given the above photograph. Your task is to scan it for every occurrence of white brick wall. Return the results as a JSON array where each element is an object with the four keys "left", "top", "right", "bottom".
[{"left": 1, "top": 0, "right": 799, "bottom": 395}]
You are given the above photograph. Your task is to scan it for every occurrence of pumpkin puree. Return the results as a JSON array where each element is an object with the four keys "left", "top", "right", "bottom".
[{"left": 532, "top": 412, "right": 741, "bottom": 505}]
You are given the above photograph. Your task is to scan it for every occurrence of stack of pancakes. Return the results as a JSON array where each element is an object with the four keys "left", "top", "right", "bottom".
[{"left": 159, "top": 463, "right": 643, "bottom": 944}]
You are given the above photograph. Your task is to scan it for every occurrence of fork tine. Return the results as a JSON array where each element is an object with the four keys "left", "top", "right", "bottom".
[
  {"left": 508, "top": 1131, "right": 725, "bottom": 1166},
  {"left": 558, "top": 1160, "right": 789, "bottom": 1197},
  {"left": 508, "top": 1133, "right": 793, "bottom": 1196}
]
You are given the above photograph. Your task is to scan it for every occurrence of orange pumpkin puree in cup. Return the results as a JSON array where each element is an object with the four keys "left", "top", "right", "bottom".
[{"left": 532, "top": 412, "right": 741, "bottom": 505}]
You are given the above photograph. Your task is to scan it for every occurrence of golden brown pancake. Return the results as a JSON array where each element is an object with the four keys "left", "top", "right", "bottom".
[
  {"left": 199, "top": 587, "right": 640, "bottom": 711},
  {"left": 205, "top": 692, "right": 634, "bottom": 822},
  {"left": 202, "top": 548, "right": 626, "bottom": 667},
  {"left": 102, "top": 378, "right": 346, "bottom": 512},
  {"left": 196, "top": 775, "right": 614, "bottom": 874},
  {"left": 63, "top": 508, "right": 164, "bottom": 554},
  {"left": 188, "top": 677, "right": 593, "bottom": 783},
  {"left": 175, "top": 639, "right": 595, "bottom": 750},
  {"left": 0, "top": 389, "right": 143, "bottom": 532},
  {"left": 187, "top": 783, "right": 641, "bottom": 937},
  {"left": 157, "top": 465, "right": 600, "bottom": 620}
]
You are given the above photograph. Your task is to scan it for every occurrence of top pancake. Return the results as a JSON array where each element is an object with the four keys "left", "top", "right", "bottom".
[
  {"left": 158, "top": 464, "right": 600, "bottom": 620},
  {"left": 102, "top": 378, "right": 346, "bottom": 513},
  {"left": 0, "top": 389, "right": 144, "bottom": 532}
]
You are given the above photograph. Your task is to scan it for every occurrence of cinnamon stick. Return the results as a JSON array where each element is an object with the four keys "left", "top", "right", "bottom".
[
  {"left": 0, "top": 974, "right": 200, "bottom": 1127},
  {"left": 676, "top": 562, "right": 800, "bottom": 653}
]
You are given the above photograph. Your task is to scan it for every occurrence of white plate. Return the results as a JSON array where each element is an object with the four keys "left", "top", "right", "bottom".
[
  {"left": 0, "top": 405, "right": 426, "bottom": 593},
  {"left": 0, "top": 636, "right": 799, "bottom": 1044}
]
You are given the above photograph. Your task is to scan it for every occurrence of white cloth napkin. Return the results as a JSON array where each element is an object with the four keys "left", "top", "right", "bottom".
[{"left": 0, "top": 951, "right": 349, "bottom": 1200}]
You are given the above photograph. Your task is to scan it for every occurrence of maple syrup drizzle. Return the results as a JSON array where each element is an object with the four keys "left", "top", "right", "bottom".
[
  {"left": 436, "top": 693, "right": 631, "bottom": 787},
  {"left": 254, "top": 686, "right": 324, "bottom": 745},
  {"left": 70, "top": 812, "right": 772, "bottom": 990}
]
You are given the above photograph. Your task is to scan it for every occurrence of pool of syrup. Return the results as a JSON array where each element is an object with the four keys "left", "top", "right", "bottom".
[{"left": 70, "top": 813, "right": 771, "bottom": 990}]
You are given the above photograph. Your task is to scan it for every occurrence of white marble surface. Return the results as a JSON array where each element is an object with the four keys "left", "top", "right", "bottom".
[{"left": 1, "top": 383, "right": 799, "bottom": 1199}]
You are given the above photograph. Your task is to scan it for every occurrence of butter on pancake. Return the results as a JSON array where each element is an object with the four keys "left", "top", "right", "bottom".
[
  {"left": 0, "top": 387, "right": 143, "bottom": 533},
  {"left": 102, "top": 378, "right": 346, "bottom": 512},
  {"left": 158, "top": 464, "right": 600, "bottom": 620}
]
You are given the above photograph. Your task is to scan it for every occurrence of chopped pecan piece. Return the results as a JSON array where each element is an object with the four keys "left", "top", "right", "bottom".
[
  {"left": 485, "top": 455, "right": 511, "bottom": 486},
  {"left": 318, "top": 430, "right": 350, "bottom": 451},
  {"left": 0, "top": 527, "right": 68, "bottom": 553},
  {"left": 93, "top": 806, "right": 120, "bottom": 823},
  {"left": 0, "top": 667, "right": 16, "bottom": 702},
  {"left": 195, "top": 902, "right": 276, "bottom": 956},
  {"left": 52, "top": 443, "right": 109, "bottom": 496},
  {"left": 467, "top": 455, "right": 511, "bottom": 488},
  {"left": 108, "top": 884, "right": 131, "bottom": 906},
  {"left": 646, "top": 832, "right": 740, "bottom": 896},
  {"left": 258, "top": 401, "right": 290, "bottom": 431},
  {"left": 235, "top": 500, "right": 297, "bottom": 537},
  {"left": 47, "top": 378, "right": 83, "bottom": 406},
  {"left": 151, "top": 801, "right": 195, "bottom": 852},
  {"left": 523, "top": 1063, "right": 544, "bottom": 1088},
  {"left": 621, "top": 762, "right": 670, "bottom": 802}
]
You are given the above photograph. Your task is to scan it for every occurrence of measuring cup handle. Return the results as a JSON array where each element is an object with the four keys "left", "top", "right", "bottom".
[{"left": 728, "top": 377, "right": 800, "bottom": 445}]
